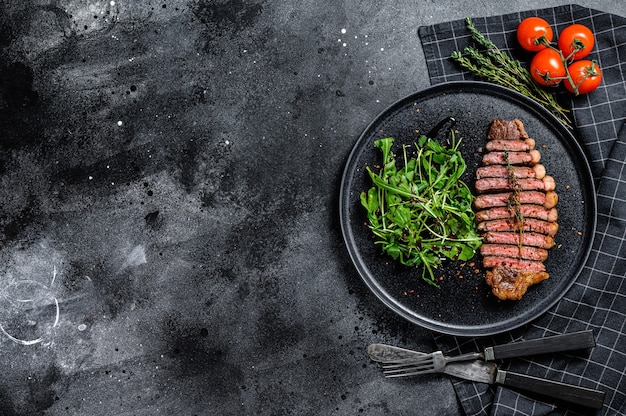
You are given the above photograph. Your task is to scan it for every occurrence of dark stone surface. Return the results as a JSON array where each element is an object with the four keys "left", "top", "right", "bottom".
[{"left": 0, "top": 1, "right": 622, "bottom": 415}]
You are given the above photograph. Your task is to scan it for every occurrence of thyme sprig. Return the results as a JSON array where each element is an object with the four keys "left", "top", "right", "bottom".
[
  {"left": 504, "top": 152, "right": 524, "bottom": 253},
  {"left": 451, "top": 18, "right": 571, "bottom": 127}
]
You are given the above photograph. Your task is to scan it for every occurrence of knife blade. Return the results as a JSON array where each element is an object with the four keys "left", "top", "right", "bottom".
[{"left": 444, "top": 360, "right": 605, "bottom": 410}]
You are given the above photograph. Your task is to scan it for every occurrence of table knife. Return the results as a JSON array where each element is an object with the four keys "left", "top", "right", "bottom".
[{"left": 444, "top": 359, "right": 605, "bottom": 409}]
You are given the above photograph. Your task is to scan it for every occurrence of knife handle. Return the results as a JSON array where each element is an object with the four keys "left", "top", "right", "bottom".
[
  {"left": 485, "top": 330, "right": 595, "bottom": 361},
  {"left": 497, "top": 370, "right": 605, "bottom": 410}
]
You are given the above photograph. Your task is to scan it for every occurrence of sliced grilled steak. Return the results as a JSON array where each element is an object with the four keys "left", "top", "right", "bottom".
[
  {"left": 477, "top": 218, "right": 559, "bottom": 236},
  {"left": 487, "top": 118, "right": 529, "bottom": 141},
  {"left": 486, "top": 266, "right": 549, "bottom": 301},
  {"left": 480, "top": 244, "right": 549, "bottom": 261},
  {"left": 475, "top": 205, "right": 558, "bottom": 222},
  {"left": 474, "top": 190, "right": 558, "bottom": 209},
  {"left": 475, "top": 176, "right": 555, "bottom": 193},
  {"left": 476, "top": 164, "right": 546, "bottom": 179},
  {"left": 483, "top": 231, "right": 555, "bottom": 249},
  {"left": 481, "top": 150, "right": 541, "bottom": 166},
  {"left": 482, "top": 256, "right": 546, "bottom": 272},
  {"left": 485, "top": 138, "right": 535, "bottom": 152},
  {"left": 477, "top": 119, "right": 558, "bottom": 300}
]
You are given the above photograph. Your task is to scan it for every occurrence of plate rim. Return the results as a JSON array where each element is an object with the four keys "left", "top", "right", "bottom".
[{"left": 339, "top": 80, "right": 597, "bottom": 336}]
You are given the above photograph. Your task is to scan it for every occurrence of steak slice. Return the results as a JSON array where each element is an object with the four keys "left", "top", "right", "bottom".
[
  {"left": 481, "top": 150, "right": 541, "bottom": 166},
  {"left": 485, "top": 138, "right": 535, "bottom": 152},
  {"left": 482, "top": 256, "right": 546, "bottom": 272},
  {"left": 476, "top": 164, "right": 546, "bottom": 180},
  {"left": 486, "top": 266, "right": 549, "bottom": 301},
  {"left": 475, "top": 176, "right": 555, "bottom": 193},
  {"left": 474, "top": 190, "right": 558, "bottom": 209},
  {"left": 480, "top": 243, "right": 549, "bottom": 261},
  {"left": 477, "top": 218, "right": 559, "bottom": 236},
  {"left": 483, "top": 231, "right": 555, "bottom": 249},
  {"left": 487, "top": 118, "right": 529, "bottom": 141},
  {"left": 475, "top": 205, "right": 559, "bottom": 222}
]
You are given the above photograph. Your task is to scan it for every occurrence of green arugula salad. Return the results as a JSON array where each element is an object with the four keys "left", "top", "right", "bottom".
[{"left": 360, "top": 133, "right": 482, "bottom": 287}]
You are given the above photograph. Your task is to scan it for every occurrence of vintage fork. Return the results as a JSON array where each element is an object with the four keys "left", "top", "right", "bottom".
[
  {"left": 377, "top": 330, "right": 596, "bottom": 378},
  {"left": 383, "top": 351, "right": 481, "bottom": 378}
]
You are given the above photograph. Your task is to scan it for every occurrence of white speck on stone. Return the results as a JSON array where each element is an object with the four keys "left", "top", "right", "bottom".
[
  {"left": 380, "top": 47, "right": 385, "bottom": 52},
  {"left": 341, "top": 28, "right": 347, "bottom": 34},
  {"left": 110, "top": 0, "right": 115, "bottom": 5},
  {"left": 225, "top": 140, "right": 230, "bottom": 145},
  {"left": 78, "top": 324, "right": 87, "bottom": 331},
  {"left": 117, "top": 120, "right": 123, "bottom": 126},
  {"left": 342, "top": 42, "right": 347, "bottom": 47},
  {"left": 88, "top": 175, "right": 93, "bottom": 180}
]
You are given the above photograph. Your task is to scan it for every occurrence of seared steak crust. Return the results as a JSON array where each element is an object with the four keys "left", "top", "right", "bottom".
[
  {"left": 487, "top": 118, "right": 529, "bottom": 141},
  {"left": 486, "top": 267, "right": 549, "bottom": 301}
]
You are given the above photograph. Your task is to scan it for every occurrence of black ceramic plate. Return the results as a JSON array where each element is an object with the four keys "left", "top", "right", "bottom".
[{"left": 339, "top": 81, "right": 596, "bottom": 336}]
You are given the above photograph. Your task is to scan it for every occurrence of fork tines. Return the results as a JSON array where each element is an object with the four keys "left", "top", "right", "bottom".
[{"left": 382, "top": 361, "right": 436, "bottom": 378}]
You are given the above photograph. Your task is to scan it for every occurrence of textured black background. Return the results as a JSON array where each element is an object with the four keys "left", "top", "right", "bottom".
[{"left": 0, "top": 1, "right": 623, "bottom": 415}]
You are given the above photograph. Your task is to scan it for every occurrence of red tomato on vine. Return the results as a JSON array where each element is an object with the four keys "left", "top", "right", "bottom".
[
  {"left": 530, "top": 48, "right": 566, "bottom": 86},
  {"left": 564, "top": 60, "right": 602, "bottom": 94},
  {"left": 517, "top": 17, "right": 553, "bottom": 52},
  {"left": 558, "top": 24, "right": 595, "bottom": 60}
]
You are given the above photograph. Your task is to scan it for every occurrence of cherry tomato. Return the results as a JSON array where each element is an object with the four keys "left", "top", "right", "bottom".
[
  {"left": 517, "top": 17, "right": 553, "bottom": 51},
  {"left": 558, "top": 24, "right": 595, "bottom": 60},
  {"left": 564, "top": 60, "right": 602, "bottom": 95},
  {"left": 530, "top": 48, "right": 566, "bottom": 86}
]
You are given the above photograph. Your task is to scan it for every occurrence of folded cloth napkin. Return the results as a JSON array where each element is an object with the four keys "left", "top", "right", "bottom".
[{"left": 418, "top": 5, "right": 626, "bottom": 416}]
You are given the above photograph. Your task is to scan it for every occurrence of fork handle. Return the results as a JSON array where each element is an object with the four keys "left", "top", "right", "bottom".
[
  {"left": 497, "top": 369, "right": 605, "bottom": 409},
  {"left": 485, "top": 330, "right": 595, "bottom": 361}
]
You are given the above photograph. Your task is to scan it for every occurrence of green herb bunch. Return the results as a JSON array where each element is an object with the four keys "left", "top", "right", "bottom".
[
  {"left": 360, "top": 134, "right": 482, "bottom": 287},
  {"left": 451, "top": 18, "right": 571, "bottom": 127}
]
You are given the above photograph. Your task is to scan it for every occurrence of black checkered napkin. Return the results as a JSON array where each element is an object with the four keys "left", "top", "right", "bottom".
[{"left": 418, "top": 5, "right": 626, "bottom": 416}]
